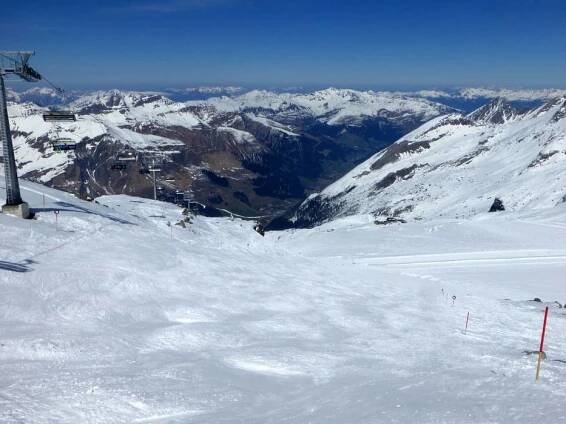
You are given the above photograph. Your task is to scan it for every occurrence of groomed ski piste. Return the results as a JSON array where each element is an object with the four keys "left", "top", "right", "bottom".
[{"left": 1, "top": 177, "right": 566, "bottom": 423}]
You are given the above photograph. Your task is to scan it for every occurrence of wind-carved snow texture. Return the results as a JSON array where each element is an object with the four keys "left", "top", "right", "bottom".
[
  {"left": 295, "top": 97, "right": 566, "bottom": 227},
  {"left": 1, "top": 178, "right": 566, "bottom": 422}
]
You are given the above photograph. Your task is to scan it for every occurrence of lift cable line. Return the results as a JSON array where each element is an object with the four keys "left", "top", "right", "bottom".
[
  {"left": 0, "top": 51, "right": 43, "bottom": 218},
  {"left": 41, "top": 75, "right": 64, "bottom": 95}
]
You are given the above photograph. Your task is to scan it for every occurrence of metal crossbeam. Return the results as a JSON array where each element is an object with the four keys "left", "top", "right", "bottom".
[{"left": 0, "top": 51, "right": 42, "bottom": 82}]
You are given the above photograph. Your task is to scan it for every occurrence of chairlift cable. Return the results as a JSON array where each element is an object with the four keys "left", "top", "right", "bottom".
[
  {"left": 0, "top": 52, "right": 17, "bottom": 63},
  {"left": 40, "top": 74, "right": 65, "bottom": 95}
]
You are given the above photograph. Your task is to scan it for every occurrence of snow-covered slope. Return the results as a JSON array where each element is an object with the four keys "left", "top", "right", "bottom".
[
  {"left": 294, "top": 97, "right": 566, "bottom": 227},
  {"left": 6, "top": 91, "right": 256, "bottom": 202},
  {"left": 7, "top": 101, "right": 107, "bottom": 182},
  {"left": 2, "top": 178, "right": 566, "bottom": 422},
  {"left": 9, "top": 90, "right": 204, "bottom": 156}
]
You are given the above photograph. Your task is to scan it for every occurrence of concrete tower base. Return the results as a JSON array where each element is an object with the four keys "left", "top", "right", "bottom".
[{"left": 2, "top": 202, "right": 31, "bottom": 219}]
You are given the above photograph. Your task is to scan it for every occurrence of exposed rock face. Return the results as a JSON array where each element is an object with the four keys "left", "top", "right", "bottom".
[
  {"left": 489, "top": 198, "right": 505, "bottom": 212},
  {"left": 467, "top": 97, "right": 521, "bottom": 124}
]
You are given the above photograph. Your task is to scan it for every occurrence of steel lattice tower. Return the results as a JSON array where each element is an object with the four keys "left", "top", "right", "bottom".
[
  {"left": 0, "top": 75, "right": 23, "bottom": 205},
  {"left": 0, "top": 51, "right": 42, "bottom": 218}
]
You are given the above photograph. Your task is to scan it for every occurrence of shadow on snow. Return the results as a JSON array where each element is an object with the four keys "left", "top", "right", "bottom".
[
  {"left": 31, "top": 201, "right": 136, "bottom": 225},
  {"left": 0, "top": 259, "right": 36, "bottom": 273}
]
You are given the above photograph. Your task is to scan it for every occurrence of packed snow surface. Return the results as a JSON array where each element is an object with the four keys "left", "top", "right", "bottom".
[{"left": 1, "top": 179, "right": 566, "bottom": 422}]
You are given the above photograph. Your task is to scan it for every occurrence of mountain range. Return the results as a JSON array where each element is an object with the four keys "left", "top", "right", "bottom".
[
  {"left": 6, "top": 85, "right": 566, "bottom": 221},
  {"left": 5, "top": 88, "right": 451, "bottom": 216}
]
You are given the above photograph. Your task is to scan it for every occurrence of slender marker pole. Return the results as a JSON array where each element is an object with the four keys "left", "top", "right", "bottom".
[
  {"left": 152, "top": 170, "right": 157, "bottom": 200},
  {"left": 464, "top": 312, "right": 470, "bottom": 334},
  {"left": 535, "top": 306, "right": 549, "bottom": 382},
  {"left": 54, "top": 210, "right": 60, "bottom": 231}
]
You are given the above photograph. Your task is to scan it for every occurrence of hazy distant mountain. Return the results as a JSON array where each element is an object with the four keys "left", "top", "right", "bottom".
[
  {"left": 9, "top": 84, "right": 566, "bottom": 110},
  {"left": 5, "top": 87, "right": 78, "bottom": 106},
  {"left": 405, "top": 87, "right": 566, "bottom": 112},
  {"left": 163, "top": 86, "right": 245, "bottom": 101}
]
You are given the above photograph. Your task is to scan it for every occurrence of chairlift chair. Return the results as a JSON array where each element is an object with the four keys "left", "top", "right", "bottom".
[
  {"left": 53, "top": 144, "right": 77, "bottom": 152},
  {"left": 42, "top": 111, "right": 77, "bottom": 122},
  {"left": 116, "top": 150, "right": 137, "bottom": 161},
  {"left": 51, "top": 138, "right": 77, "bottom": 152},
  {"left": 111, "top": 162, "right": 127, "bottom": 171}
]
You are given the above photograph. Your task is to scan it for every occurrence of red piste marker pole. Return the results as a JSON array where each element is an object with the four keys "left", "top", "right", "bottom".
[
  {"left": 464, "top": 312, "right": 470, "bottom": 334},
  {"left": 535, "top": 306, "right": 549, "bottom": 382}
]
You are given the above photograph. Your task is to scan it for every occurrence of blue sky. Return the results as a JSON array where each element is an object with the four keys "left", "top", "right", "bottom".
[{"left": 3, "top": 0, "right": 566, "bottom": 89}]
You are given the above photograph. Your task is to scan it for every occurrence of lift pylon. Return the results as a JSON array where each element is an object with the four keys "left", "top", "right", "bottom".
[{"left": 0, "top": 51, "right": 42, "bottom": 218}]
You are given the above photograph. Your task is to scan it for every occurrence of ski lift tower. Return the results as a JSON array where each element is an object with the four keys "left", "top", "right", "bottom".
[
  {"left": 148, "top": 159, "right": 162, "bottom": 201},
  {"left": 0, "top": 51, "right": 42, "bottom": 218}
]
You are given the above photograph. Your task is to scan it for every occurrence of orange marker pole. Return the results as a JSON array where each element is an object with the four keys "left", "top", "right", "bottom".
[{"left": 535, "top": 306, "right": 549, "bottom": 382}]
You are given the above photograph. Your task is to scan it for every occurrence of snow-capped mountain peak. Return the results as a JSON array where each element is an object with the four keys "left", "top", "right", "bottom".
[
  {"left": 205, "top": 88, "right": 454, "bottom": 126},
  {"left": 71, "top": 89, "right": 171, "bottom": 112},
  {"left": 466, "top": 97, "right": 521, "bottom": 124}
]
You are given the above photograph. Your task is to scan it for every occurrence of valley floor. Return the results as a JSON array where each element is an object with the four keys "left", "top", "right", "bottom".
[{"left": 1, "top": 178, "right": 566, "bottom": 423}]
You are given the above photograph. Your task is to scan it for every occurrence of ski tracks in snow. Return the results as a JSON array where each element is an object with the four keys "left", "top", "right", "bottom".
[{"left": 353, "top": 250, "right": 566, "bottom": 268}]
